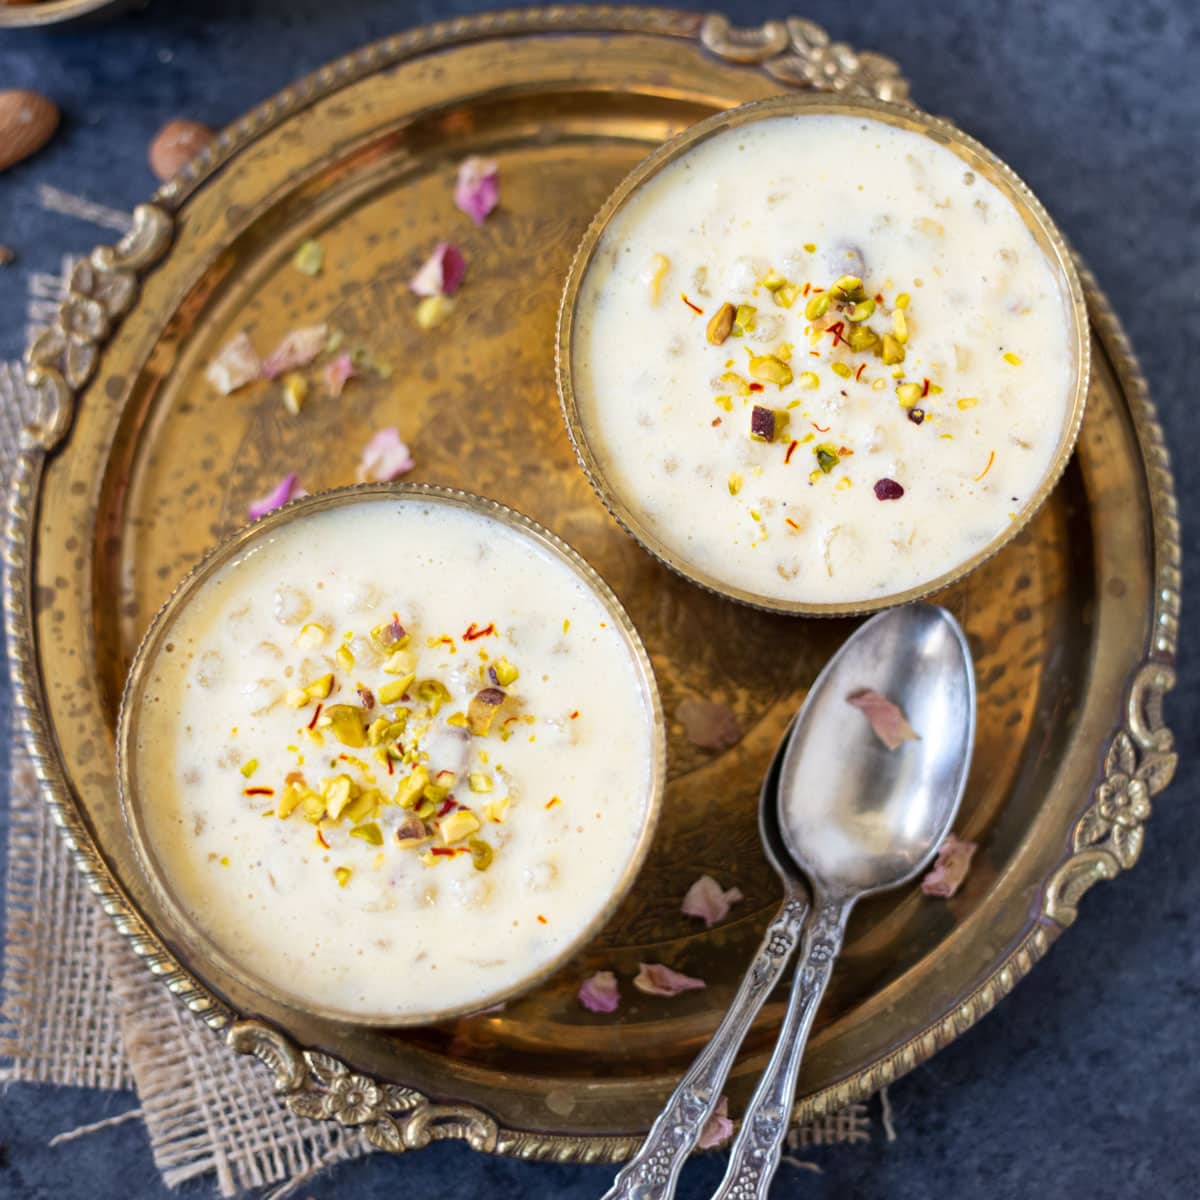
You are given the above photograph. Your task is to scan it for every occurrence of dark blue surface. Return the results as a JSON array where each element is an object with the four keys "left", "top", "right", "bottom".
[{"left": 1, "top": 2, "right": 1197, "bottom": 1197}]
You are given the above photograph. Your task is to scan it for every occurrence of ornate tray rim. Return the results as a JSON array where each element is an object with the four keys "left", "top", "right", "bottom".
[{"left": 4, "top": 5, "right": 1180, "bottom": 1163}]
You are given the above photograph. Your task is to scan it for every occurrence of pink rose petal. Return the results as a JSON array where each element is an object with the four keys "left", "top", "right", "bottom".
[
  {"left": 846, "top": 688, "right": 920, "bottom": 751},
  {"left": 633, "top": 963, "right": 706, "bottom": 998},
  {"left": 677, "top": 698, "right": 741, "bottom": 751},
  {"left": 681, "top": 875, "right": 744, "bottom": 928},
  {"left": 697, "top": 1096, "right": 733, "bottom": 1149},
  {"left": 260, "top": 324, "right": 328, "bottom": 379},
  {"left": 247, "top": 473, "right": 303, "bottom": 521},
  {"left": 357, "top": 427, "right": 414, "bottom": 483},
  {"left": 921, "top": 833, "right": 978, "bottom": 898},
  {"left": 206, "top": 330, "right": 261, "bottom": 395},
  {"left": 323, "top": 352, "right": 357, "bottom": 398},
  {"left": 454, "top": 155, "right": 499, "bottom": 225},
  {"left": 410, "top": 241, "right": 467, "bottom": 298},
  {"left": 578, "top": 970, "right": 620, "bottom": 1013}
]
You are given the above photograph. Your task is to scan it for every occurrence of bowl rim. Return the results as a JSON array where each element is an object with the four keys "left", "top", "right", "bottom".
[
  {"left": 555, "top": 92, "right": 1092, "bottom": 617},
  {"left": 115, "top": 482, "right": 667, "bottom": 1027}
]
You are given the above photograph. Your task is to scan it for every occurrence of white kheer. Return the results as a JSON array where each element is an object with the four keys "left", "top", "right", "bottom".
[
  {"left": 133, "top": 497, "right": 657, "bottom": 1019},
  {"left": 572, "top": 113, "right": 1075, "bottom": 603}
]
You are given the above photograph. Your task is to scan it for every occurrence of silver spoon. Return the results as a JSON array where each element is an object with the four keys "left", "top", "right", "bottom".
[
  {"left": 710, "top": 603, "right": 976, "bottom": 1200},
  {"left": 600, "top": 722, "right": 812, "bottom": 1200}
]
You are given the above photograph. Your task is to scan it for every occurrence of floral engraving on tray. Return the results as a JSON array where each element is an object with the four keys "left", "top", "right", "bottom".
[
  {"left": 700, "top": 15, "right": 910, "bottom": 102},
  {"left": 23, "top": 204, "right": 172, "bottom": 451}
]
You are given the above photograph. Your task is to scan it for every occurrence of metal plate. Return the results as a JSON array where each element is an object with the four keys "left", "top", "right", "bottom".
[{"left": 9, "top": 6, "right": 1180, "bottom": 1162}]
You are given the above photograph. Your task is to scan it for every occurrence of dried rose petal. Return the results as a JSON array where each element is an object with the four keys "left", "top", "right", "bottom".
[
  {"left": 921, "top": 833, "right": 977, "bottom": 898},
  {"left": 247, "top": 473, "right": 304, "bottom": 521},
  {"left": 697, "top": 1096, "right": 733, "bottom": 1149},
  {"left": 873, "top": 477, "right": 905, "bottom": 500},
  {"left": 357, "top": 427, "right": 414, "bottom": 483},
  {"left": 677, "top": 698, "right": 741, "bottom": 751},
  {"left": 633, "top": 963, "right": 706, "bottom": 998},
  {"left": 324, "top": 352, "right": 357, "bottom": 398},
  {"left": 578, "top": 970, "right": 620, "bottom": 1013},
  {"left": 410, "top": 241, "right": 467, "bottom": 298},
  {"left": 846, "top": 688, "right": 920, "bottom": 750},
  {"left": 261, "top": 324, "right": 328, "bottom": 379},
  {"left": 206, "top": 330, "right": 261, "bottom": 395},
  {"left": 681, "top": 875, "right": 744, "bottom": 928},
  {"left": 454, "top": 155, "right": 499, "bottom": 225}
]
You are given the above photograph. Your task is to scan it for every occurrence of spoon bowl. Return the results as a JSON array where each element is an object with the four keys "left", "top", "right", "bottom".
[{"left": 778, "top": 604, "right": 976, "bottom": 898}]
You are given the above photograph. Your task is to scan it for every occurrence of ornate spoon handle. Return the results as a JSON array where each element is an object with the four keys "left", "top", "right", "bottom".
[
  {"left": 709, "top": 897, "right": 852, "bottom": 1200},
  {"left": 601, "top": 895, "right": 810, "bottom": 1200}
]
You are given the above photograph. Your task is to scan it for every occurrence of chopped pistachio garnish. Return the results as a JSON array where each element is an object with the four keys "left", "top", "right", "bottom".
[
  {"left": 831, "top": 275, "right": 866, "bottom": 302},
  {"left": 830, "top": 362, "right": 852, "bottom": 380},
  {"left": 334, "top": 645, "right": 355, "bottom": 672},
  {"left": 483, "top": 796, "right": 510, "bottom": 823},
  {"left": 301, "top": 794, "right": 326, "bottom": 823},
  {"left": 293, "top": 240, "right": 324, "bottom": 276},
  {"left": 892, "top": 309, "right": 909, "bottom": 344},
  {"left": 895, "top": 292, "right": 911, "bottom": 309},
  {"left": 322, "top": 704, "right": 367, "bottom": 748},
  {"left": 394, "top": 766, "right": 430, "bottom": 809},
  {"left": 281, "top": 373, "right": 308, "bottom": 416},
  {"left": 468, "top": 772, "right": 494, "bottom": 793},
  {"left": 334, "top": 866, "right": 352, "bottom": 888},
  {"left": 416, "top": 294, "right": 455, "bottom": 331},
  {"left": 468, "top": 838, "right": 494, "bottom": 871},
  {"left": 747, "top": 354, "right": 793, "bottom": 388},
  {"left": 277, "top": 783, "right": 306, "bottom": 819},
  {"left": 750, "top": 405, "right": 790, "bottom": 444},
  {"left": 414, "top": 678, "right": 450, "bottom": 714},
  {"left": 343, "top": 788, "right": 380, "bottom": 824},
  {"left": 774, "top": 282, "right": 802, "bottom": 309},
  {"left": 1003, "top": 351, "right": 1022, "bottom": 365},
  {"left": 239, "top": 759, "right": 259, "bottom": 779},
  {"left": 897, "top": 382, "right": 924, "bottom": 408},
  {"left": 762, "top": 270, "right": 787, "bottom": 293},
  {"left": 467, "top": 687, "right": 506, "bottom": 736},
  {"left": 957, "top": 396, "right": 979, "bottom": 410},
  {"left": 798, "top": 371, "right": 820, "bottom": 389},
  {"left": 805, "top": 293, "right": 831, "bottom": 321},
  {"left": 727, "top": 471, "right": 744, "bottom": 496},
  {"left": 285, "top": 687, "right": 308, "bottom": 708},
  {"left": 323, "top": 774, "right": 356, "bottom": 819},
  {"left": 370, "top": 618, "right": 409, "bottom": 651},
  {"left": 706, "top": 302, "right": 735, "bottom": 345},
  {"left": 647, "top": 254, "right": 670, "bottom": 303},
  {"left": 490, "top": 657, "right": 519, "bottom": 686},
  {"left": 714, "top": 393, "right": 733, "bottom": 412},
  {"left": 733, "top": 304, "right": 757, "bottom": 336},
  {"left": 880, "top": 334, "right": 906, "bottom": 365},
  {"left": 814, "top": 444, "right": 840, "bottom": 474},
  {"left": 350, "top": 821, "right": 383, "bottom": 846},
  {"left": 847, "top": 326, "right": 879, "bottom": 353},
  {"left": 383, "top": 648, "right": 417, "bottom": 675},
  {"left": 846, "top": 299, "right": 876, "bottom": 323},
  {"left": 378, "top": 673, "right": 415, "bottom": 705},
  {"left": 305, "top": 673, "right": 335, "bottom": 700},
  {"left": 441, "top": 809, "right": 482, "bottom": 845}
]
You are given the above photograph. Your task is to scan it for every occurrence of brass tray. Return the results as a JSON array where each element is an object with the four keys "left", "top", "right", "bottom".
[{"left": 7, "top": 6, "right": 1180, "bottom": 1161}]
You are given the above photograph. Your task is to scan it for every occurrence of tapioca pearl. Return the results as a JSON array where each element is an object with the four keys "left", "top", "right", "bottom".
[
  {"left": 523, "top": 861, "right": 557, "bottom": 893},
  {"left": 273, "top": 585, "right": 311, "bottom": 625},
  {"left": 451, "top": 874, "right": 493, "bottom": 910},
  {"left": 341, "top": 580, "right": 379, "bottom": 613},
  {"left": 196, "top": 649, "right": 224, "bottom": 687}
]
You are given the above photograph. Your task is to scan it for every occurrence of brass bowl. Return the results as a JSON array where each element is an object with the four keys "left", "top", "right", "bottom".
[
  {"left": 116, "top": 483, "right": 667, "bottom": 1027},
  {"left": 557, "top": 93, "right": 1091, "bottom": 617},
  {"left": 0, "top": 0, "right": 132, "bottom": 29}
]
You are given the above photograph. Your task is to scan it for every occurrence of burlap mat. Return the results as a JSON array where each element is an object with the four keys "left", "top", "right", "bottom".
[{"left": 0, "top": 219, "right": 886, "bottom": 1197}]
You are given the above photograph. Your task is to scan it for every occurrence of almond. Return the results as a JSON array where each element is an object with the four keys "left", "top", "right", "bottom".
[
  {"left": 0, "top": 90, "right": 59, "bottom": 173},
  {"left": 148, "top": 118, "right": 214, "bottom": 181}
]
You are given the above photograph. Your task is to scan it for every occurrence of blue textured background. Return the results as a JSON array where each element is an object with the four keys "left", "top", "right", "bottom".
[{"left": 0, "top": 2, "right": 1197, "bottom": 1197}]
